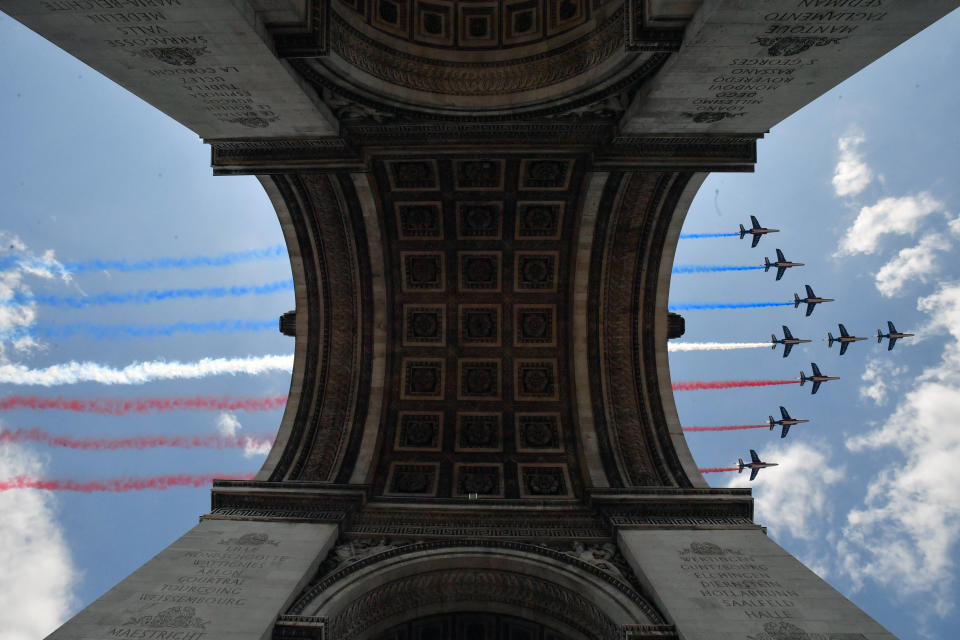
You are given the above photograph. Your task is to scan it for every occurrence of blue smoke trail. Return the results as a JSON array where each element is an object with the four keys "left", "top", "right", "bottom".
[
  {"left": 0, "top": 245, "right": 287, "bottom": 275},
  {"left": 4, "top": 319, "right": 277, "bottom": 341},
  {"left": 669, "top": 302, "right": 794, "bottom": 310},
  {"left": 6, "top": 279, "right": 294, "bottom": 309},
  {"left": 678, "top": 233, "right": 739, "bottom": 239},
  {"left": 673, "top": 265, "right": 765, "bottom": 274}
]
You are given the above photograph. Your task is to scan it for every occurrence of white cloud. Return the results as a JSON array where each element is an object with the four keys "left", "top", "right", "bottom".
[
  {"left": 215, "top": 412, "right": 270, "bottom": 458},
  {"left": 859, "top": 358, "right": 908, "bottom": 406},
  {"left": 832, "top": 130, "right": 873, "bottom": 197},
  {"left": 840, "top": 282, "right": 960, "bottom": 617},
  {"left": 0, "top": 233, "right": 69, "bottom": 363},
  {"left": 874, "top": 234, "right": 951, "bottom": 296},
  {"left": 727, "top": 441, "right": 844, "bottom": 541},
  {"left": 216, "top": 412, "right": 241, "bottom": 437},
  {"left": 0, "top": 443, "right": 79, "bottom": 640},
  {"left": 835, "top": 193, "right": 945, "bottom": 256}
]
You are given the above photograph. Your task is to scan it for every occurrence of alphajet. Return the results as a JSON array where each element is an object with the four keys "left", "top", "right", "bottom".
[
  {"left": 799, "top": 362, "right": 839, "bottom": 395},
  {"left": 794, "top": 284, "right": 834, "bottom": 317},
  {"left": 738, "top": 449, "right": 778, "bottom": 481},
  {"left": 764, "top": 248, "right": 804, "bottom": 281},
  {"left": 769, "top": 406, "right": 809, "bottom": 439},
  {"left": 739, "top": 215, "right": 779, "bottom": 248},
  {"left": 827, "top": 323, "right": 866, "bottom": 356},
  {"left": 771, "top": 325, "right": 811, "bottom": 358},
  {"left": 878, "top": 321, "right": 914, "bottom": 351}
]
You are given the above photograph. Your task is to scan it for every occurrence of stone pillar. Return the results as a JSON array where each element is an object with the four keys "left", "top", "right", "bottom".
[
  {"left": 618, "top": 528, "right": 895, "bottom": 640},
  {"left": 0, "top": 0, "right": 336, "bottom": 138},
  {"left": 47, "top": 519, "right": 338, "bottom": 640}
]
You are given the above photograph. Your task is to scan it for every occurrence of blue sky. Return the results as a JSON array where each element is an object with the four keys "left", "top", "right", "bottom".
[{"left": 1, "top": 8, "right": 958, "bottom": 640}]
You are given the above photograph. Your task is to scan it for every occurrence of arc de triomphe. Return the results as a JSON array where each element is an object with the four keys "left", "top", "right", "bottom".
[{"left": 3, "top": 2, "right": 955, "bottom": 639}]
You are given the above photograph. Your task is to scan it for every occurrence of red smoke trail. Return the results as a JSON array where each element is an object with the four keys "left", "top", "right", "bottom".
[
  {"left": 683, "top": 425, "right": 769, "bottom": 432},
  {"left": 699, "top": 467, "right": 739, "bottom": 473},
  {"left": 0, "top": 394, "right": 288, "bottom": 416},
  {"left": 0, "top": 473, "right": 255, "bottom": 493},
  {"left": 672, "top": 379, "right": 799, "bottom": 391},
  {"left": 0, "top": 428, "right": 274, "bottom": 451}
]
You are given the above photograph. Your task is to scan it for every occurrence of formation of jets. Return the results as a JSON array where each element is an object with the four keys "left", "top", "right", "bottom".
[{"left": 717, "top": 218, "right": 918, "bottom": 479}]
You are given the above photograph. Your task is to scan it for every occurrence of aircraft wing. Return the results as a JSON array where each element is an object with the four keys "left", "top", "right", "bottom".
[
  {"left": 751, "top": 215, "right": 761, "bottom": 229},
  {"left": 839, "top": 342, "right": 849, "bottom": 356},
  {"left": 776, "top": 248, "right": 785, "bottom": 261},
  {"left": 750, "top": 449, "right": 761, "bottom": 464},
  {"left": 805, "top": 302, "right": 815, "bottom": 316},
  {"left": 839, "top": 324, "right": 849, "bottom": 337},
  {"left": 811, "top": 380, "right": 821, "bottom": 394},
  {"left": 749, "top": 467, "right": 759, "bottom": 481},
  {"left": 888, "top": 321, "right": 897, "bottom": 333},
  {"left": 781, "top": 424, "right": 791, "bottom": 439},
  {"left": 811, "top": 362, "right": 822, "bottom": 376},
  {"left": 805, "top": 284, "right": 815, "bottom": 298},
  {"left": 782, "top": 342, "right": 793, "bottom": 358},
  {"left": 751, "top": 234, "right": 761, "bottom": 248},
  {"left": 776, "top": 267, "right": 786, "bottom": 281},
  {"left": 780, "top": 406, "right": 790, "bottom": 419},
  {"left": 782, "top": 325, "right": 793, "bottom": 339},
  {"left": 888, "top": 336, "right": 898, "bottom": 351}
]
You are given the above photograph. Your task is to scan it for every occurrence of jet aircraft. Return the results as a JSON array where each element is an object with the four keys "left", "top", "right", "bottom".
[
  {"left": 827, "top": 323, "right": 866, "bottom": 356},
  {"left": 794, "top": 284, "right": 834, "bottom": 317},
  {"left": 771, "top": 325, "right": 810, "bottom": 358},
  {"left": 739, "top": 215, "right": 779, "bottom": 248},
  {"left": 764, "top": 248, "right": 804, "bottom": 281},
  {"left": 878, "top": 321, "right": 914, "bottom": 351},
  {"left": 799, "top": 362, "right": 839, "bottom": 395},
  {"left": 768, "top": 406, "right": 809, "bottom": 439},
  {"left": 738, "top": 449, "right": 779, "bottom": 481}
]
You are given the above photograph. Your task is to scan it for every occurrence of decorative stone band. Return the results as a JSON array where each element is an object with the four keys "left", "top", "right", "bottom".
[{"left": 272, "top": 615, "right": 326, "bottom": 640}]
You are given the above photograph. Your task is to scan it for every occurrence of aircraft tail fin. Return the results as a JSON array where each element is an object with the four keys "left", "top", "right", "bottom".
[
  {"left": 769, "top": 416, "right": 775, "bottom": 430},
  {"left": 738, "top": 458, "right": 744, "bottom": 472},
  {"left": 799, "top": 371, "right": 806, "bottom": 386},
  {"left": 877, "top": 329, "right": 884, "bottom": 343},
  {"left": 739, "top": 224, "right": 746, "bottom": 239},
  {"left": 771, "top": 335, "right": 778, "bottom": 348},
  {"left": 794, "top": 293, "right": 801, "bottom": 308},
  {"left": 827, "top": 332, "right": 834, "bottom": 347},
  {"left": 764, "top": 256, "right": 771, "bottom": 272}
]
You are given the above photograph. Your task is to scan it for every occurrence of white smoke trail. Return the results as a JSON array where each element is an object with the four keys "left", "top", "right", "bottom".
[
  {"left": 0, "top": 354, "right": 294, "bottom": 386},
  {"left": 668, "top": 342, "right": 771, "bottom": 352}
]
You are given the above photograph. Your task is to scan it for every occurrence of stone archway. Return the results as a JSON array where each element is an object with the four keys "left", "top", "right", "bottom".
[{"left": 285, "top": 541, "right": 667, "bottom": 640}]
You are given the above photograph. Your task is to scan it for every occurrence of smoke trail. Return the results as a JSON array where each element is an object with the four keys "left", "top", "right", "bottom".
[
  {"left": 668, "top": 342, "right": 770, "bottom": 352},
  {"left": 0, "top": 428, "right": 274, "bottom": 451},
  {"left": 0, "top": 473, "right": 255, "bottom": 493},
  {"left": 673, "top": 379, "right": 800, "bottom": 391},
  {"left": 672, "top": 265, "right": 765, "bottom": 273},
  {"left": 669, "top": 302, "right": 794, "bottom": 310},
  {"left": 0, "top": 354, "right": 293, "bottom": 386},
  {"left": 683, "top": 425, "right": 769, "bottom": 432},
  {"left": 699, "top": 467, "right": 739, "bottom": 473},
  {"left": 0, "top": 394, "right": 288, "bottom": 415},
  {"left": 0, "top": 245, "right": 287, "bottom": 275},
  {"left": 7, "top": 318, "right": 276, "bottom": 341},
  {"left": 678, "top": 233, "right": 739, "bottom": 239},
  {"left": 6, "top": 279, "right": 293, "bottom": 309}
]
